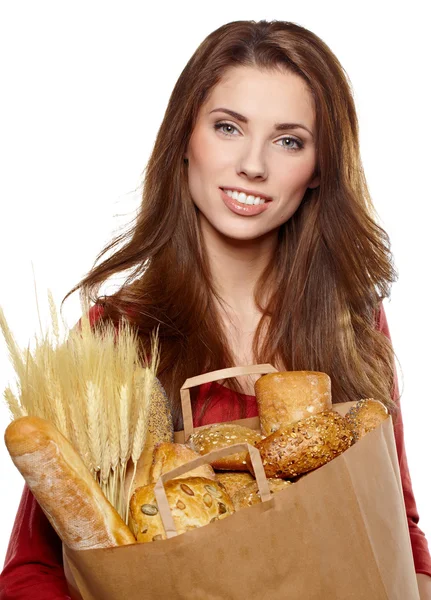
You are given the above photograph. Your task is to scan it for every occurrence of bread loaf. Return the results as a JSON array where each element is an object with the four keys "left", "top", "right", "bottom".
[
  {"left": 255, "top": 371, "right": 332, "bottom": 436},
  {"left": 188, "top": 423, "right": 263, "bottom": 471},
  {"left": 232, "top": 479, "right": 292, "bottom": 510},
  {"left": 214, "top": 471, "right": 255, "bottom": 498},
  {"left": 4, "top": 416, "right": 136, "bottom": 550},
  {"left": 250, "top": 410, "right": 353, "bottom": 479},
  {"left": 345, "top": 398, "right": 389, "bottom": 441},
  {"left": 129, "top": 477, "right": 234, "bottom": 542},
  {"left": 150, "top": 442, "right": 216, "bottom": 482}
]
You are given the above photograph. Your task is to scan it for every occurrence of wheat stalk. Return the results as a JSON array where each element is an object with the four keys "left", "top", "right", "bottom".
[
  {"left": 1, "top": 295, "right": 161, "bottom": 523},
  {"left": 47, "top": 289, "right": 60, "bottom": 346}
]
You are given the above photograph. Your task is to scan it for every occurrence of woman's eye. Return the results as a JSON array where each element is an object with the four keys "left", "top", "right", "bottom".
[
  {"left": 276, "top": 136, "right": 304, "bottom": 151},
  {"left": 214, "top": 122, "right": 239, "bottom": 136}
]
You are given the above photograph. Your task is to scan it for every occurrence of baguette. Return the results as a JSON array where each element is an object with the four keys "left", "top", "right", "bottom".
[{"left": 5, "top": 416, "right": 136, "bottom": 550}]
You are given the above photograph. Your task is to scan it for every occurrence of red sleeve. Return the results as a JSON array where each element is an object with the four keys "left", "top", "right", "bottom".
[
  {"left": 0, "top": 304, "right": 106, "bottom": 599},
  {"left": 0, "top": 486, "right": 71, "bottom": 599},
  {"left": 378, "top": 303, "right": 431, "bottom": 576},
  {"left": 75, "top": 302, "right": 106, "bottom": 330}
]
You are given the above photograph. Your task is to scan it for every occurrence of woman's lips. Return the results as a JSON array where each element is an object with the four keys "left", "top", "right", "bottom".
[{"left": 219, "top": 188, "right": 272, "bottom": 217}]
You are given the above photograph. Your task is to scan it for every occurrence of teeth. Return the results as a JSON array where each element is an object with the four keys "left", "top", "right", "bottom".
[{"left": 224, "top": 189, "right": 265, "bottom": 205}]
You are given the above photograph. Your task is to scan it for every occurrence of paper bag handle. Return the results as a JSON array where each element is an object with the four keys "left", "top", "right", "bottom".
[
  {"left": 180, "top": 363, "right": 278, "bottom": 440},
  {"left": 154, "top": 441, "right": 271, "bottom": 539}
]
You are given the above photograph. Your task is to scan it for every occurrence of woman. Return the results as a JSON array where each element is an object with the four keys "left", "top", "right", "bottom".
[{"left": 1, "top": 19, "right": 430, "bottom": 598}]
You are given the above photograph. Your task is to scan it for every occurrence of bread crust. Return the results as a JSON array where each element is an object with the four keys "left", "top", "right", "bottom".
[
  {"left": 250, "top": 410, "right": 353, "bottom": 479},
  {"left": 214, "top": 471, "right": 255, "bottom": 498},
  {"left": 129, "top": 477, "right": 234, "bottom": 542},
  {"left": 5, "top": 416, "right": 136, "bottom": 550},
  {"left": 255, "top": 371, "right": 332, "bottom": 436},
  {"left": 232, "top": 479, "right": 292, "bottom": 510},
  {"left": 150, "top": 442, "right": 216, "bottom": 482},
  {"left": 188, "top": 424, "right": 263, "bottom": 471},
  {"left": 344, "top": 398, "right": 389, "bottom": 441}
]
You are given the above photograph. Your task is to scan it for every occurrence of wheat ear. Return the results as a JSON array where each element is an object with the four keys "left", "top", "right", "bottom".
[
  {"left": 0, "top": 306, "right": 28, "bottom": 391},
  {"left": 86, "top": 380, "right": 102, "bottom": 476},
  {"left": 3, "top": 387, "right": 24, "bottom": 419}
]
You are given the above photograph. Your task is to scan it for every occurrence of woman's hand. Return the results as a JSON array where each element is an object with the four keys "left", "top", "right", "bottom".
[{"left": 417, "top": 573, "right": 431, "bottom": 599}]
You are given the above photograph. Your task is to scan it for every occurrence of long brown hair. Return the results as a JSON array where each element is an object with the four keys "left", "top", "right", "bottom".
[{"left": 62, "top": 20, "right": 399, "bottom": 430}]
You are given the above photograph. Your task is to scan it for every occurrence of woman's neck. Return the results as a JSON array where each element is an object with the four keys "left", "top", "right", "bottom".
[
  {"left": 199, "top": 214, "right": 278, "bottom": 317},
  {"left": 199, "top": 215, "right": 279, "bottom": 391}
]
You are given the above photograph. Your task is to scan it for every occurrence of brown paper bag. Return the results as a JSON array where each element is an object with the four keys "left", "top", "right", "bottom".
[{"left": 63, "top": 364, "right": 420, "bottom": 599}]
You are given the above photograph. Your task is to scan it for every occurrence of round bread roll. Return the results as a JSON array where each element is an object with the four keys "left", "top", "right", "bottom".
[
  {"left": 255, "top": 371, "right": 332, "bottom": 436},
  {"left": 344, "top": 398, "right": 389, "bottom": 442},
  {"left": 215, "top": 471, "right": 255, "bottom": 498},
  {"left": 188, "top": 423, "right": 263, "bottom": 471},
  {"left": 232, "top": 479, "right": 293, "bottom": 510},
  {"left": 150, "top": 442, "right": 216, "bottom": 483},
  {"left": 249, "top": 410, "right": 353, "bottom": 479},
  {"left": 129, "top": 477, "right": 234, "bottom": 542}
]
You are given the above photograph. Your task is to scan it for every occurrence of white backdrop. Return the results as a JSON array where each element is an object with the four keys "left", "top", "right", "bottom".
[{"left": 0, "top": 0, "right": 430, "bottom": 569}]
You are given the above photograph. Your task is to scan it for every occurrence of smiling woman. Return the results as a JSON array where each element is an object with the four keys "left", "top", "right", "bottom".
[
  {"left": 1, "top": 18, "right": 430, "bottom": 599},
  {"left": 186, "top": 67, "right": 319, "bottom": 240}
]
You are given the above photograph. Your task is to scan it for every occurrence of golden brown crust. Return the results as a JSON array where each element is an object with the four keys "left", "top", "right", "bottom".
[
  {"left": 150, "top": 442, "right": 216, "bottom": 482},
  {"left": 250, "top": 410, "right": 353, "bottom": 479},
  {"left": 4, "top": 416, "right": 136, "bottom": 550},
  {"left": 344, "top": 398, "right": 389, "bottom": 442},
  {"left": 188, "top": 423, "right": 263, "bottom": 471},
  {"left": 232, "top": 479, "right": 293, "bottom": 510},
  {"left": 214, "top": 471, "right": 255, "bottom": 498},
  {"left": 129, "top": 477, "right": 234, "bottom": 542},
  {"left": 255, "top": 371, "right": 332, "bottom": 436}
]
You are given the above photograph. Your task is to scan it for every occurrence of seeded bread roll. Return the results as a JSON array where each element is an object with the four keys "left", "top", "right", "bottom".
[
  {"left": 232, "top": 479, "right": 293, "bottom": 510},
  {"left": 249, "top": 410, "right": 353, "bottom": 479},
  {"left": 129, "top": 477, "right": 234, "bottom": 542},
  {"left": 150, "top": 442, "right": 216, "bottom": 483},
  {"left": 215, "top": 471, "right": 255, "bottom": 498},
  {"left": 255, "top": 371, "right": 332, "bottom": 436},
  {"left": 344, "top": 398, "right": 389, "bottom": 442},
  {"left": 4, "top": 416, "right": 136, "bottom": 550},
  {"left": 188, "top": 423, "right": 263, "bottom": 471}
]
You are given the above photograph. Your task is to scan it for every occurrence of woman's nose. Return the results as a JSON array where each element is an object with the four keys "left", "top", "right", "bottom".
[{"left": 237, "top": 144, "right": 267, "bottom": 180}]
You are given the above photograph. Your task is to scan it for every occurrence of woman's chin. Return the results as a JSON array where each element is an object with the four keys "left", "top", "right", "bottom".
[{"left": 199, "top": 216, "right": 277, "bottom": 245}]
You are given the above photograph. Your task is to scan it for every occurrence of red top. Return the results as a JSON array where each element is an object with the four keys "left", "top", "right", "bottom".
[{"left": 1, "top": 304, "right": 430, "bottom": 599}]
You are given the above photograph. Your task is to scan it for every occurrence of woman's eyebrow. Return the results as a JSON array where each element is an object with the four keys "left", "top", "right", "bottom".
[{"left": 209, "top": 107, "right": 314, "bottom": 138}]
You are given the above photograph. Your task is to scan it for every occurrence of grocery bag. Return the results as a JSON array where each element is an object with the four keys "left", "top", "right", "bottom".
[{"left": 63, "top": 364, "right": 420, "bottom": 599}]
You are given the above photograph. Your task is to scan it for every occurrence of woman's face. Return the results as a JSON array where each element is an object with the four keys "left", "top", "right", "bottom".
[{"left": 186, "top": 65, "right": 319, "bottom": 241}]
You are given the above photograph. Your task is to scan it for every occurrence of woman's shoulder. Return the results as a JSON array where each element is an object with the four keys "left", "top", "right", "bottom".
[{"left": 375, "top": 301, "right": 391, "bottom": 339}]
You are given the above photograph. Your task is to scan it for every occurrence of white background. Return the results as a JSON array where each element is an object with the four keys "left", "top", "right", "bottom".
[{"left": 0, "top": 1, "right": 429, "bottom": 568}]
